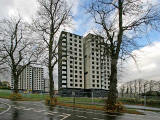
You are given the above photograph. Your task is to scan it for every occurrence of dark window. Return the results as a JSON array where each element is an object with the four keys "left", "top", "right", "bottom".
[
  {"left": 79, "top": 45, "right": 81, "bottom": 47},
  {"left": 80, "top": 80, "right": 82, "bottom": 82},
  {"left": 75, "top": 79, "right": 77, "bottom": 82},
  {"left": 75, "top": 75, "right": 77, "bottom": 78},
  {"left": 80, "top": 84, "right": 82, "bottom": 87},
  {"left": 97, "top": 80, "right": 99, "bottom": 83},
  {"left": 70, "top": 34, "right": 72, "bottom": 37},
  {"left": 97, "top": 85, "right": 99, "bottom": 87},
  {"left": 70, "top": 84, "right": 73, "bottom": 86},
  {"left": 92, "top": 75, "right": 95, "bottom": 78},
  {"left": 79, "top": 71, "right": 82, "bottom": 74},
  {"left": 70, "top": 43, "right": 72, "bottom": 45},
  {"left": 70, "top": 38, "right": 72, "bottom": 41},
  {"left": 75, "top": 84, "right": 78, "bottom": 86},
  {"left": 93, "top": 80, "right": 95, "bottom": 82},
  {"left": 92, "top": 84, "right": 95, "bottom": 87}
]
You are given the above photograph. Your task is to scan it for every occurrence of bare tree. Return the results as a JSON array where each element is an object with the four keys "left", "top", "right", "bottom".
[
  {"left": 87, "top": 0, "right": 160, "bottom": 107},
  {"left": 33, "top": 0, "right": 71, "bottom": 100},
  {"left": 120, "top": 84, "right": 125, "bottom": 97},
  {"left": 0, "top": 17, "right": 39, "bottom": 93}
]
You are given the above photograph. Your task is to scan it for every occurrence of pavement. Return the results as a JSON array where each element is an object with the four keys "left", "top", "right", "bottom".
[
  {"left": 124, "top": 105, "right": 160, "bottom": 111},
  {"left": 0, "top": 98, "right": 160, "bottom": 120}
]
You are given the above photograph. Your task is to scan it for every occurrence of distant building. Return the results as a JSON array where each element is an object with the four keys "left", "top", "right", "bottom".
[
  {"left": 11, "top": 66, "right": 44, "bottom": 92},
  {"left": 58, "top": 31, "right": 111, "bottom": 97}
]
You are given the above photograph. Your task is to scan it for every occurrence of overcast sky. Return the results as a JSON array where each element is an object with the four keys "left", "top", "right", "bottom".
[{"left": 0, "top": 0, "right": 160, "bottom": 89}]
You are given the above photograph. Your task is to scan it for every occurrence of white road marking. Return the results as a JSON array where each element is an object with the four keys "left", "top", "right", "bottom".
[
  {"left": 76, "top": 115, "right": 87, "bottom": 118},
  {"left": 93, "top": 118, "right": 104, "bottom": 120},
  {"left": 0, "top": 102, "right": 11, "bottom": 115},
  {"left": 33, "top": 110, "right": 46, "bottom": 112},
  {"left": 60, "top": 113, "right": 71, "bottom": 120},
  {"left": 23, "top": 108, "right": 34, "bottom": 110}
]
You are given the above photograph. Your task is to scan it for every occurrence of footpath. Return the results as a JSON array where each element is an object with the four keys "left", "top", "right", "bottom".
[{"left": 125, "top": 104, "right": 160, "bottom": 111}]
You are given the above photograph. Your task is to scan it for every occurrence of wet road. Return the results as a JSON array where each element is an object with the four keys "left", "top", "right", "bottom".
[{"left": 0, "top": 98, "right": 160, "bottom": 120}]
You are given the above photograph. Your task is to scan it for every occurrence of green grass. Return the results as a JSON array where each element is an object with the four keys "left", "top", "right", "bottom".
[
  {"left": 0, "top": 89, "right": 12, "bottom": 99},
  {"left": 57, "top": 97, "right": 105, "bottom": 104}
]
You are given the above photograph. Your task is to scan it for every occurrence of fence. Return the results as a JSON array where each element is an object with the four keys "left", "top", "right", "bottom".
[{"left": 118, "top": 93, "right": 160, "bottom": 107}]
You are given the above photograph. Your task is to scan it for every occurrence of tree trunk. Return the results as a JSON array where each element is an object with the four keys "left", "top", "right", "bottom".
[
  {"left": 48, "top": 40, "right": 54, "bottom": 99},
  {"left": 49, "top": 66, "right": 54, "bottom": 99},
  {"left": 108, "top": 58, "right": 118, "bottom": 105},
  {"left": 13, "top": 73, "right": 18, "bottom": 93}
]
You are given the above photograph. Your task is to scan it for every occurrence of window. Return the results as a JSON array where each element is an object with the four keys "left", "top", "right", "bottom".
[
  {"left": 70, "top": 34, "right": 72, "bottom": 37},
  {"left": 79, "top": 67, "right": 82, "bottom": 69},
  {"left": 79, "top": 36, "right": 81, "bottom": 39},
  {"left": 79, "top": 62, "right": 82, "bottom": 65},
  {"left": 70, "top": 43, "right": 72, "bottom": 45},
  {"left": 74, "top": 48, "right": 77, "bottom": 51},
  {"left": 80, "top": 76, "right": 82, "bottom": 78},
  {"left": 74, "top": 40, "right": 77, "bottom": 42},
  {"left": 70, "top": 75, "right": 73, "bottom": 77},
  {"left": 75, "top": 84, "right": 78, "bottom": 86},
  {"left": 92, "top": 71, "right": 95, "bottom": 74},
  {"left": 75, "top": 75, "right": 77, "bottom": 78},
  {"left": 70, "top": 70, "right": 73, "bottom": 73},
  {"left": 97, "top": 80, "right": 99, "bottom": 83},
  {"left": 70, "top": 47, "right": 72, "bottom": 50},
  {"left": 97, "top": 76, "right": 99, "bottom": 78},
  {"left": 70, "top": 38, "right": 72, "bottom": 41},
  {"left": 70, "top": 65, "right": 73, "bottom": 68},
  {"left": 97, "top": 85, "right": 99, "bottom": 87},
  {"left": 79, "top": 71, "right": 82, "bottom": 74},
  {"left": 92, "top": 66, "right": 95, "bottom": 69},
  {"left": 75, "top": 61, "right": 77, "bottom": 64},
  {"left": 75, "top": 44, "right": 77, "bottom": 46},
  {"left": 80, "top": 84, "right": 82, "bottom": 87},
  {"left": 79, "top": 49, "right": 82, "bottom": 52},
  {"left": 75, "top": 70, "right": 77, "bottom": 73},
  {"left": 93, "top": 80, "right": 95, "bottom": 83},
  {"left": 70, "top": 84, "right": 73, "bottom": 86},
  {"left": 92, "top": 84, "right": 95, "bottom": 87},
  {"left": 79, "top": 53, "right": 82, "bottom": 56},
  {"left": 75, "top": 79, "right": 77, "bottom": 82},
  {"left": 92, "top": 75, "right": 95, "bottom": 78},
  {"left": 80, "top": 80, "right": 82, "bottom": 82},
  {"left": 79, "top": 45, "right": 81, "bottom": 47}
]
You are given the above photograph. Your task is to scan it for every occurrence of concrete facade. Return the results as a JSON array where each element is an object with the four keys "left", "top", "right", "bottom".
[
  {"left": 58, "top": 31, "right": 111, "bottom": 96},
  {"left": 11, "top": 66, "right": 44, "bottom": 92}
]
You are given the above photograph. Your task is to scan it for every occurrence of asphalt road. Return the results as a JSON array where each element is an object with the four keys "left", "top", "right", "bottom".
[{"left": 0, "top": 98, "right": 160, "bottom": 120}]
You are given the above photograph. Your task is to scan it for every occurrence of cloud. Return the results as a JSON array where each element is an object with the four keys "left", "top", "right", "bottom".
[
  {"left": 119, "top": 41, "right": 160, "bottom": 83},
  {"left": 0, "top": 0, "right": 38, "bottom": 22}
]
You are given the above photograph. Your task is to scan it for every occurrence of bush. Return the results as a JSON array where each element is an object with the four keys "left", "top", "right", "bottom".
[
  {"left": 9, "top": 93, "right": 22, "bottom": 101},
  {"left": 45, "top": 97, "right": 57, "bottom": 106},
  {"left": 104, "top": 99, "right": 124, "bottom": 112}
]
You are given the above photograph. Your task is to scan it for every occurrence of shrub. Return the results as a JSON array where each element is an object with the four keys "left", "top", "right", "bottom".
[
  {"left": 104, "top": 99, "right": 124, "bottom": 112},
  {"left": 45, "top": 97, "right": 57, "bottom": 106},
  {"left": 9, "top": 93, "right": 22, "bottom": 101}
]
